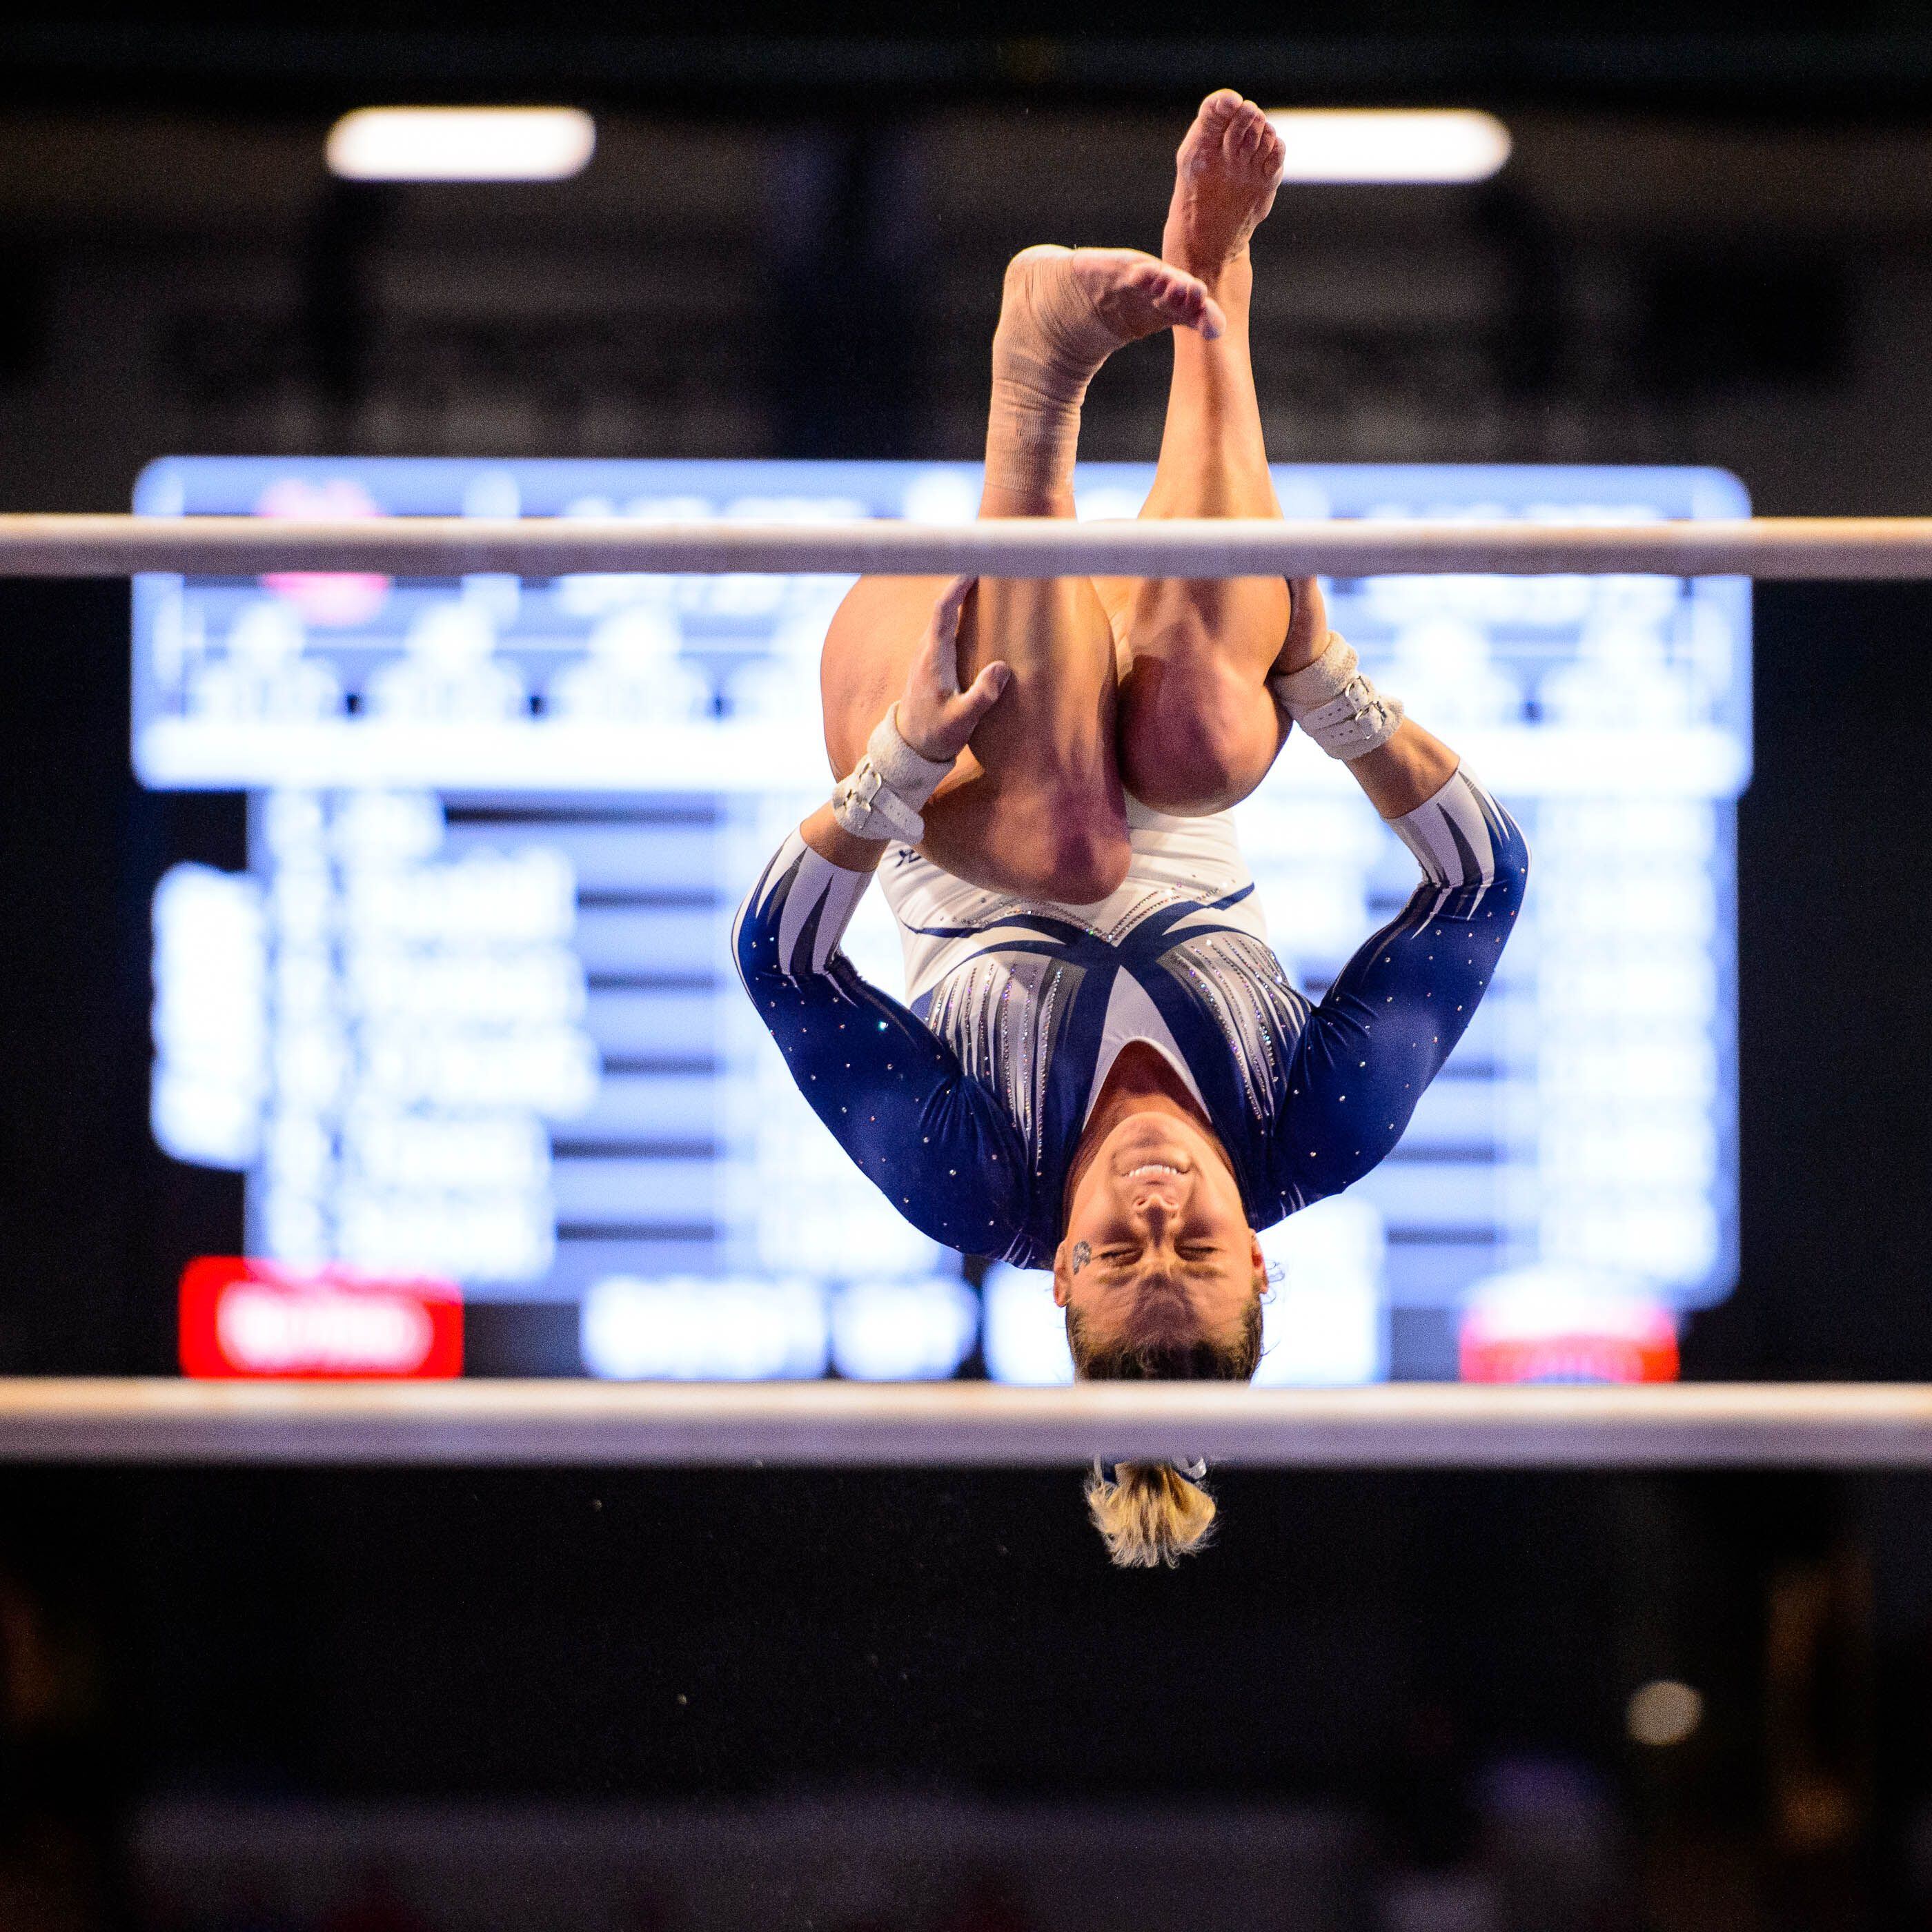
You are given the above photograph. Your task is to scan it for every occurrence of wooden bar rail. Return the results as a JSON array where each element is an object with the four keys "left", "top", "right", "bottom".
[{"left": 0, "top": 1381, "right": 1929, "bottom": 1467}]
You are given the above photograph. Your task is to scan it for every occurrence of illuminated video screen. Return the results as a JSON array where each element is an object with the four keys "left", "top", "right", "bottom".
[{"left": 135, "top": 458, "right": 1748, "bottom": 1383}]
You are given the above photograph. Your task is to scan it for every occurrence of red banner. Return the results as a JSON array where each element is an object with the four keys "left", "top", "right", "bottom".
[
  {"left": 1459, "top": 1299, "right": 1678, "bottom": 1385},
  {"left": 179, "top": 1257, "right": 463, "bottom": 1380}
]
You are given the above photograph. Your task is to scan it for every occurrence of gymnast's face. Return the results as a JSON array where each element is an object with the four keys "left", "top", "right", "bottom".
[{"left": 1053, "top": 1108, "right": 1265, "bottom": 1359}]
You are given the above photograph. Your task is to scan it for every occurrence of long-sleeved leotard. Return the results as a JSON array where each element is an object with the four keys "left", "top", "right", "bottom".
[{"left": 731, "top": 767, "right": 1529, "bottom": 1268}]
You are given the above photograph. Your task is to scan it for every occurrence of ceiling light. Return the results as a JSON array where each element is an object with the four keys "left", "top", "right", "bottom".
[
  {"left": 1626, "top": 1679, "right": 1704, "bottom": 1748},
  {"left": 1265, "top": 109, "right": 1511, "bottom": 184},
  {"left": 326, "top": 108, "right": 596, "bottom": 183}
]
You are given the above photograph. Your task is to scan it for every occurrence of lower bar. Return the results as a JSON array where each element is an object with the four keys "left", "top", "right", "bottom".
[{"left": 0, "top": 1380, "right": 1929, "bottom": 1468}]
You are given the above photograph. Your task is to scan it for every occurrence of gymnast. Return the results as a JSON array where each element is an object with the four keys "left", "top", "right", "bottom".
[{"left": 733, "top": 90, "right": 1530, "bottom": 1565}]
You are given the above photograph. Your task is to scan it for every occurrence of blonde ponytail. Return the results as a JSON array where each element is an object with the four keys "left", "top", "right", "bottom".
[{"left": 1083, "top": 1461, "right": 1218, "bottom": 1568}]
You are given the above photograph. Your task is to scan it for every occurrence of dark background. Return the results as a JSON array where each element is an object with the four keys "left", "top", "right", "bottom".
[{"left": 4, "top": 5, "right": 1932, "bottom": 1927}]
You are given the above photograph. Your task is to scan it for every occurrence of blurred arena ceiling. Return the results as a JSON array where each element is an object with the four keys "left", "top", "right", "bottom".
[
  {"left": 12, "top": 0, "right": 1932, "bottom": 112},
  {"left": 2, "top": 10, "right": 1929, "bottom": 513},
  {"left": 0, "top": 107, "right": 1928, "bottom": 239}
]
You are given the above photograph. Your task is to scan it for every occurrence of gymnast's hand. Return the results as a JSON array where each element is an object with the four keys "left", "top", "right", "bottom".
[{"left": 896, "top": 575, "right": 1013, "bottom": 762}]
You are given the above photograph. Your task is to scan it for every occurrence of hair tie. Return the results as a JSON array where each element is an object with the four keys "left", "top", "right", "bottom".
[{"left": 1094, "top": 1457, "right": 1208, "bottom": 1486}]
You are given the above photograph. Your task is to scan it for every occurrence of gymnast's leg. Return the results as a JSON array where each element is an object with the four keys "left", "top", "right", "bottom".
[
  {"left": 820, "top": 248, "right": 1221, "bottom": 903},
  {"left": 1101, "top": 90, "right": 1301, "bottom": 816}
]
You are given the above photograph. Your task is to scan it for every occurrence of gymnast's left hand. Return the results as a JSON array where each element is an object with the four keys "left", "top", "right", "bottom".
[{"left": 896, "top": 575, "right": 1012, "bottom": 762}]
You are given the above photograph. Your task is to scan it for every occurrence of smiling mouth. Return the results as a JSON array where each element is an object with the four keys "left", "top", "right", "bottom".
[{"left": 1121, "top": 1161, "right": 1190, "bottom": 1182}]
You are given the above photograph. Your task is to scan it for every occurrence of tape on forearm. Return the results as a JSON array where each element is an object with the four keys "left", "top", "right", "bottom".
[
  {"left": 1268, "top": 631, "right": 1406, "bottom": 761},
  {"left": 829, "top": 704, "right": 954, "bottom": 843}
]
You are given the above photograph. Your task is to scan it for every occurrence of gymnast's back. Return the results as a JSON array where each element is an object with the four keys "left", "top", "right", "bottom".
[{"left": 731, "top": 769, "right": 1528, "bottom": 1269}]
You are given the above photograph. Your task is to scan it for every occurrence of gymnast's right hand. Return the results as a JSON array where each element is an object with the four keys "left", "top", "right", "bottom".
[{"left": 896, "top": 575, "right": 1013, "bottom": 762}]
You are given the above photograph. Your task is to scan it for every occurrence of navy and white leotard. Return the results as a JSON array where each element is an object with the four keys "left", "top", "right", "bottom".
[{"left": 731, "top": 767, "right": 1528, "bottom": 1268}]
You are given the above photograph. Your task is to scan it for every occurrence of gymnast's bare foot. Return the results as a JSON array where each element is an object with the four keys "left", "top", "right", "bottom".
[
  {"left": 985, "top": 246, "right": 1223, "bottom": 498},
  {"left": 999, "top": 244, "right": 1225, "bottom": 367},
  {"left": 1163, "top": 89, "right": 1286, "bottom": 282}
]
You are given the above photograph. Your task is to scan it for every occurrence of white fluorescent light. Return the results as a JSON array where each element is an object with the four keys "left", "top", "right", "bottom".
[
  {"left": 1265, "top": 109, "right": 1511, "bottom": 184},
  {"left": 326, "top": 108, "right": 596, "bottom": 183}
]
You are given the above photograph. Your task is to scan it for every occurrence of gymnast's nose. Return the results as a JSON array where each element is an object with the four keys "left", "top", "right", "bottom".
[{"left": 1132, "top": 1191, "right": 1179, "bottom": 1231}]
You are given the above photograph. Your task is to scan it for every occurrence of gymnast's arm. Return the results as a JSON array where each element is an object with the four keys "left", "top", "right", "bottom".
[
  {"left": 730, "top": 575, "right": 1029, "bottom": 1256},
  {"left": 1266, "top": 718, "right": 1531, "bottom": 1208},
  {"left": 1277, "top": 575, "right": 1466, "bottom": 818},
  {"left": 731, "top": 825, "right": 1030, "bottom": 1255}
]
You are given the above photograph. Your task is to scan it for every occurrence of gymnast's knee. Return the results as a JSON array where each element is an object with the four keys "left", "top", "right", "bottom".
[
  {"left": 1118, "top": 672, "right": 1274, "bottom": 817},
  {"left": 1040, "top": 812, "right": 1132, "bottom": 905}
]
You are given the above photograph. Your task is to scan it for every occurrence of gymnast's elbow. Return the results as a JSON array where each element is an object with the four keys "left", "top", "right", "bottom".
[
  {"left": 1470, "top": 809, "right": 1531, "bottom": 908},
  {"left": 1495, "top": 823, "right": 1531, "bottom": 896},
  {"left": 729, "top": 900, "right": 805, "bottom": 1002},
  {"left": 729, "top": 902, "right": 772, "bottom": 996}
]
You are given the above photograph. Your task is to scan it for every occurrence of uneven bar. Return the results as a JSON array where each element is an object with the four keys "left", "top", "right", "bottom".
[
  {"left": 8, "top": 514, "right": 1932, "bottom": 579},
  {"left": 1, "top": 1381, "right": 1931, "bottom": 1467}
]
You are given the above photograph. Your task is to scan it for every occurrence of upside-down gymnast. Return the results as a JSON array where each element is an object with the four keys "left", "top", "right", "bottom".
[{"left": 733, "top": 90, "right": 1530, "bottom": 1565}]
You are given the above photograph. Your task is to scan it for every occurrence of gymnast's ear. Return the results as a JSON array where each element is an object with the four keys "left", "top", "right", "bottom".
[{"left": 1049, "top": 1241, "right": 1074, "bottom": 1307}]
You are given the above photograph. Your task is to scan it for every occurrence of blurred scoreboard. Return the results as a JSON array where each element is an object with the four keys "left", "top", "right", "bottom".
[{"left": 135, "top": 457, "right": 1750, "bottom": 1382}]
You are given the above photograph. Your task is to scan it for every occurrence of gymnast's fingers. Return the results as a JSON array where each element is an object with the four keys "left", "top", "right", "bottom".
[
  {"left": 954, "top": 658, "right": 1012, "bottom": 733},
  {"left": 923, "top": 574, "right": 976, "bottom": 696},
  {"left": 1283, "top": 574, "right": 1327, "bottom": 660}
]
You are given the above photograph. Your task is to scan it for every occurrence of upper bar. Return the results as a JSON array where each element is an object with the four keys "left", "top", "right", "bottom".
[
  {"left": 6, "top": 514, "right": 1932, "bottom": 578},
  {"left": 3, "top": 1380, "right": 1932, "bottom": 1467}
]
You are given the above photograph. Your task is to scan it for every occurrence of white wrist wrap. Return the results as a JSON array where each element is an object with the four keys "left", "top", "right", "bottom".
[
  {"left": 830, "top": 704, "right": 953, "bottom": 844},
  {"left": 1268, "top": 631, "right": 1406, "bottom": 761}
]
